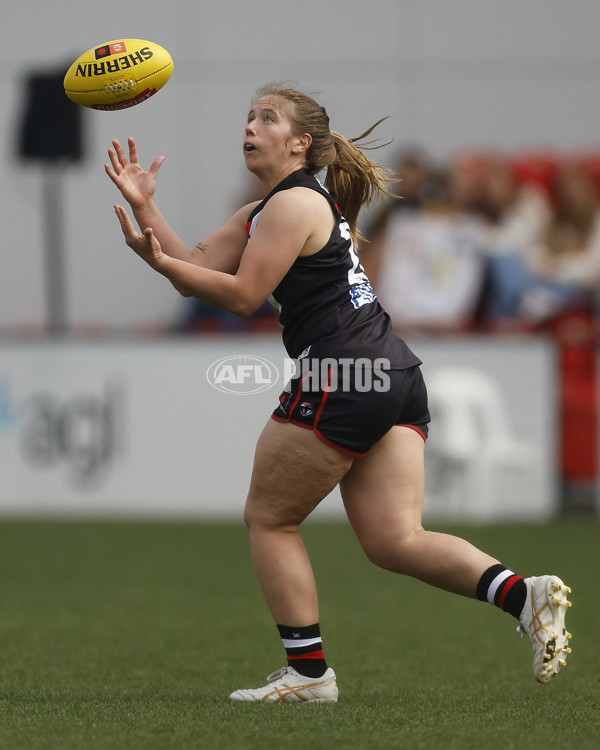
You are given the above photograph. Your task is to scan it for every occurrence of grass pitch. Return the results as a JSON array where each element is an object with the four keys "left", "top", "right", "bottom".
[{"left": 0, "top": 519, "right": 598, "bottom": 750}]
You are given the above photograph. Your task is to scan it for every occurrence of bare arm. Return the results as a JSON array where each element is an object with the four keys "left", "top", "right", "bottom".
[
  {"left": 114, "top": 188, "right": 324, "bottom": 315},
  {"left": 187, "top": 201, "right": 261, "bottom": 275}
]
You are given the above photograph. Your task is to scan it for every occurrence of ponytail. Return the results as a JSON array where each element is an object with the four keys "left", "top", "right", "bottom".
[{"left": 325, "top": 120, "right": 395, "bottom": 244}]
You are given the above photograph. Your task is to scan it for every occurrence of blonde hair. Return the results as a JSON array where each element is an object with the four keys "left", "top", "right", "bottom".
[{"left": 254, "top": 84, "right": 395, "bottom": 243}]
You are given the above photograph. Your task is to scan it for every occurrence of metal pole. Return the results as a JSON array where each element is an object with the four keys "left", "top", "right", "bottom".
[{"left": 42, "top": 163, "right": 67, "bottom": 336}]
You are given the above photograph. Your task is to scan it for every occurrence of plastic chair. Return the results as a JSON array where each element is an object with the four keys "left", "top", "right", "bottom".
[{"left": 424, "top": 366, "right": 544, "bottom": 521}]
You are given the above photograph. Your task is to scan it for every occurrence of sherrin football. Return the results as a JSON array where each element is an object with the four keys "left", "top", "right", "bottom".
[{"left": 64, "top": 39, "right": 173, "bottom": 110}]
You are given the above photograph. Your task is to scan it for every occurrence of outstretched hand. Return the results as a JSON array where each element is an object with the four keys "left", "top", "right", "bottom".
[
  {"left": 105, "top": 137, "right": 165, "bottom": 210},
  {"left": 114, "top": 204, "right": 165, "bottom": 269}
]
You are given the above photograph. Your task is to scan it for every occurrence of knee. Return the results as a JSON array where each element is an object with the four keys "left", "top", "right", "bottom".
[
  {"left": 362, "top": 543, "right": 397, "bottom": 571},
  {"left": 243, "top": 491, "right": 270, "bottom": 531},
  {"left": 243, "top": 503, "right": 263, "bottom": 533},
  {"left": 243, "top": 499, "right": 299, "bottom": 536},
  {"left": 360, "top": 528, "right": 423, "bottom": 572}
]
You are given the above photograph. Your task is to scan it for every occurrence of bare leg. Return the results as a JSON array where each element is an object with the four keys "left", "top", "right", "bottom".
[
  {"left": 244, "top": 419, "right": 353, "bottom": 624},
  {"left": 340, "top": 426, "right": 500, "bottom": 597}
]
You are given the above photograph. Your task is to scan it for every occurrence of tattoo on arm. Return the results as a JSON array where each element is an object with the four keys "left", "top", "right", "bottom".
[{"left": 194, "top": 242, "right": 208, "bottom": 253}]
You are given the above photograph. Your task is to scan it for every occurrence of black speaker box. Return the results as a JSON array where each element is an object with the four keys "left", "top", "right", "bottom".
[{"left": 18, "top": 70, "right": 85, "bottom": 162}]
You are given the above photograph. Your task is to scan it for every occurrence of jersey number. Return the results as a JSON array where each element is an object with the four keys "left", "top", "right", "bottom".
[{"left": 340, "top": 220, "right": 368, "bottom": 286}]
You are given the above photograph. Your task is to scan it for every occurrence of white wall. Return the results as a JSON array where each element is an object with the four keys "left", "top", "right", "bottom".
[{"left": 2, "top": 1, "right": 600, "bottom": 331}]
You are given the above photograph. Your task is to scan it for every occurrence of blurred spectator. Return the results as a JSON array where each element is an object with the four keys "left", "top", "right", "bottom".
[
  {"left": 481, "top": 153, "right": 600, "bottom": 324},
  {"left": 537, "top": 161, "right": 600, "bottom": 297},
  {"left": 362, "top": 150, "right": 487, "bottom": 333},
  {"left": 361, "top": 147, "right": 438, "bottom": 275},
  {"left": 478, "top": 154, "right": 554, "bottom": 323}
]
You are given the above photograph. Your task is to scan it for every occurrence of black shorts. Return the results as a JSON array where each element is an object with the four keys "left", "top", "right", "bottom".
[{"left": 271, "top": 362, "right": 430, "bottom": 456}]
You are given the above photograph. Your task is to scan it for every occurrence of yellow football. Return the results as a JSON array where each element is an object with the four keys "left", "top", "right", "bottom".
[{"left": 64, "top": 39, "right": 173, "bottom": 111}]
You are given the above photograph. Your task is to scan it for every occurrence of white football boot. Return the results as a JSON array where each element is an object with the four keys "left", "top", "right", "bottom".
[
  {"left": 229, "top": 666, "right": 338, "bottom": 703},
  {"left": 517, "top": 575, "right": 572, "bottom": 683}
]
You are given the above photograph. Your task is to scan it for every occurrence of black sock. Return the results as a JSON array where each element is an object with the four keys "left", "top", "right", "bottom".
[
  {"left": 476, "top": 564, "right": 527, "bottom": 620},
  {"left": 276, "top": 623, "right": 328, "bottom": 678}
]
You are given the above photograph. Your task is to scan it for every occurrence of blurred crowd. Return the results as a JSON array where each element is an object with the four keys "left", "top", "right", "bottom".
[
  {"left": 361, "top": 147, "right": 600, "bottom": 335},
  {"left": 180, "top": 146, "right": 600, "bottom": 337}
]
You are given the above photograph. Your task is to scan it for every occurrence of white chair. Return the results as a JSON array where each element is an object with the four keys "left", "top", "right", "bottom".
[{"left": 424, "top": 366, "right": 543, "bottom": 521}]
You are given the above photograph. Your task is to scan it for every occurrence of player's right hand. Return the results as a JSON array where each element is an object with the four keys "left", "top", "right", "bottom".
[{"left": 104, "top": 137, "right": 165, "bottom": 211}]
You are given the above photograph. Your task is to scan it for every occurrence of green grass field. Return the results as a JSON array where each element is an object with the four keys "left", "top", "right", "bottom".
[{"left": 0, "top": 519, "right": 598, "bottom": 750}]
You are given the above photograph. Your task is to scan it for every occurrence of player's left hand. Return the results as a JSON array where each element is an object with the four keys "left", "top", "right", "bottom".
[{"left": 114, "top": 204, "right": 165, "bottom": 269}]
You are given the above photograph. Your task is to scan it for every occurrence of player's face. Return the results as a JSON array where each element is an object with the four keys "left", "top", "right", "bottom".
[{"left": 243, "top": 97, "right": 299, "bottom": 172}]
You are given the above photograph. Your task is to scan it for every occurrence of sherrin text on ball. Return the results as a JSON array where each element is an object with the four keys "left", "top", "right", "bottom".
[{"left": 64, "top": 39, "right": 173, "bottom": 110}]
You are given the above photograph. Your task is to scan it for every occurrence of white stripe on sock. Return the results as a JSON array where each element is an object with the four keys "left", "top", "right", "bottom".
[
  {"left": 281, "top": 636, "right": 322, "bottom": 649},
  {"left": 487, "top": 569, "right": 515, "bottom": 604}
]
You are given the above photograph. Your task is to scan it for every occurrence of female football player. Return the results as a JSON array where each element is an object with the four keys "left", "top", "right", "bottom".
[{"left": 105, "top": 84, "right": 571, "bottom": 702}]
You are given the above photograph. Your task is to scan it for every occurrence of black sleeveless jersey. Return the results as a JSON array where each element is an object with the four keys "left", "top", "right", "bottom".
[{"left": 246, "top": 169, "right": 420, "bottom": 369}]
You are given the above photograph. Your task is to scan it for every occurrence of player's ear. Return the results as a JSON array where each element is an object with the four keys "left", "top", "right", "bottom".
[{"left": 292, "top": 133, "right": 312, "bottom": 154}]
